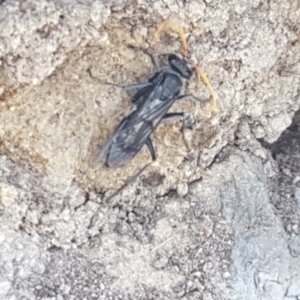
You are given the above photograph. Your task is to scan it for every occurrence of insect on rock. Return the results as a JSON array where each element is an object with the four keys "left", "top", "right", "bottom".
[{"left": 90, "top": 20, "right": 217, "bottom": 169}]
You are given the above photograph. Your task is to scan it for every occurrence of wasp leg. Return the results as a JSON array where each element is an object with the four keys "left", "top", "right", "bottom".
[
  {"left": 163, "top": 112, "right": 185, "bottom": 120},
  {"left": 176, "top": 93, "right": 204, "bottom": 102},
  {"left": 126, "top": 45, "right": 159, "bottom": 72},
  {"left": 163, "top": 112, "right": 192, "bottom": 150},
  {"left": 177, "top": 93, "right": 215, "bottom": 114},
  {"left": 88, "top": 161, "right": 152, "bottom": 229},
  {"left": 163, "top": 112, "right": 193, "bottom": 129},
  {"left": 147, "top": 52, "right": 159, "bottom": 72},
  {"left": 145, "top": 137, "right": 156, "bottom": 161},
  {"left": 87, "top": 66, "right": 153, "bottom": 91},
  {"left": 102, "top": 81, "right": 153, "bottom": 91},
  {"left": 128, "top": 47, "right": 159, "bottom": 71}
]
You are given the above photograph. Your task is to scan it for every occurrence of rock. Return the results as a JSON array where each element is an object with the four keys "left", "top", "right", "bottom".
[{"left": 0, "top": 0, "right": 300, "bottom": 299}]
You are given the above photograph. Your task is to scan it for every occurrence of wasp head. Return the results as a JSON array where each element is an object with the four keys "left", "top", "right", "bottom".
[{"left": 168, "top": 54, "right": 192, "bottom": 79}]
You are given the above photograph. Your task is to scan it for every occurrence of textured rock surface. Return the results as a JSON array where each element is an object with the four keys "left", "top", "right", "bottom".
[{"left": 0, "top": 0, "right": 300, "bottom": 299}]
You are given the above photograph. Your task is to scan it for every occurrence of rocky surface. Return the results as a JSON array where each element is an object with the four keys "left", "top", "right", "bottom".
[{"left": 0, "top": 0, "right": 300, "bottom": 299}]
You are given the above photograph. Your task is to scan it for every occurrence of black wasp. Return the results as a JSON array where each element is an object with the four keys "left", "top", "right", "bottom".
[{"left": 91, "top": 52, "right": 199, "bottom": 168}]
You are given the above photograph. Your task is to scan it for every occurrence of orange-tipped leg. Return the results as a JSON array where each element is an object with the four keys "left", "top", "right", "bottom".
[
  {"left": 193, "top": 65, "right": 217, "bottom": 113},
  {"left": 156, "top": 19, "right": 188, "bottom": 57}
]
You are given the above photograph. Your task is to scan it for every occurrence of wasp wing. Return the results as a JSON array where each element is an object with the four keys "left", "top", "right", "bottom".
[
  {"left": 92, "top": 70, "right": 181, "bottom": 168},
  {"left": 90, "top": 117, "right": 128, "bottom": 167},
  {"left": 106, "top": 94, "right": 177, "bottom": 168}
]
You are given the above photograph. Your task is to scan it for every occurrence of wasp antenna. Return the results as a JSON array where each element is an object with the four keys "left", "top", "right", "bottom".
[
  {"left": 156, "top": 19, "right": 188, "bottom": 57},
  {"left": 193, "top": 65, "right": 217, "bottom": 113}
]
